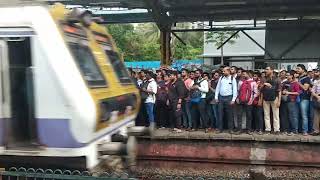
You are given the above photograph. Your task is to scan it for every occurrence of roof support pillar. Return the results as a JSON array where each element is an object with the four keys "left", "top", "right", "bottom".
[{"left": 160, "top": 28, "right": 172, "bottom": 66}]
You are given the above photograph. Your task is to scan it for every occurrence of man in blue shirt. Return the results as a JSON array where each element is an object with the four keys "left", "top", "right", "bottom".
[
  {"left": 296, "top": 64, "right": 312, "bottom": 135},
  {"left": 215, "top": 67, "right": 238, "bottom": 133}
]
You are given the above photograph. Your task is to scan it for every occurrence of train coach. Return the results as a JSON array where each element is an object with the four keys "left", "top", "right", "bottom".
[{"left": 0, "top": 2, "right": 145, "bottom": 170}]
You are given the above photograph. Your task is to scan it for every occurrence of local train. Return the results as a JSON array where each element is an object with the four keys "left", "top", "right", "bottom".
[{"left": 0, "top": 2, "right": 143, "bottom": 170}]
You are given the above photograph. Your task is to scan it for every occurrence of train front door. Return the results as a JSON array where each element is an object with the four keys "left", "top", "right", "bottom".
[
  {"left": 0, "top": 37, "right": 37, "bottom": 149},
  {"left": 0, "top": 40, "right": 11, "bottom": 148}
]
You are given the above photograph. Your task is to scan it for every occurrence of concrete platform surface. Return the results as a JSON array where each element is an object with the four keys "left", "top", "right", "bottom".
[{"left": 146, "top": 129, "right": 320, "bottom": 143}]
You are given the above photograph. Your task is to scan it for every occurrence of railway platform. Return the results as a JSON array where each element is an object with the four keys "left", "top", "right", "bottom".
[{"left": 135, "top": 129, "right": 320, "bottom": 178}]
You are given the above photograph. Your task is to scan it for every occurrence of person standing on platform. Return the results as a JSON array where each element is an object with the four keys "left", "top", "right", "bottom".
[
  {"left": 296, "top": 64, "right": 312, "bottom": 135},
  {"left": 142, "top": 71, "right": 158, "bottom": 130},
  {"left": 208, "top": 71, "right": 221, "bottom": 130},
  {"left": 253, "top": 71, "right": 264, "bottom": 134},
  {"left": 155, "top": 74, "right": 170, "bottom": 128},
  {"left": 168, "top": 71, "right": 188, "bottom": 133},
  {"left": 280, "top": 70, "right": 289, "bottom": 134},
  {"left": 311, "top": 69, "right": 320, "bottom": 135},
  {"left": 181, "top": 69, "right": 193, "bottom": 130},
  {"left": 237, "top": 70, "right": 258, "bottom": 134},
  {"left": 215, "top": 67, "right": 238, "bottom": 133},
  {"left": 136, "top": 70, "right": 148, "bottom": 126},
  {"left": 261, "top": 66, "right": 281, "bottom": 134},
  {"left": 190, "top": 69, "right": 209, "bottom": 132},
  {"left": 282, "top": 71, "right": 300, "bottom": 135}
]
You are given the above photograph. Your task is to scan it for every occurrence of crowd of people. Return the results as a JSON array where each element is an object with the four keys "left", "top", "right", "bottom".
[{"left": 130, "top": 64, "right": 320, "bottom": 136}]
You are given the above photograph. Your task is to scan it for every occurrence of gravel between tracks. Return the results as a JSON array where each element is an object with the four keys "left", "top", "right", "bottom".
[{"left": 132, "top": 166, "right": 320, "bottom": 179}]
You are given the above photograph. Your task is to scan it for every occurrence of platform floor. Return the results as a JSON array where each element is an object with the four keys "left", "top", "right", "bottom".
[{"left": 146, "top": 129, "right": 320, "bottom": 143}]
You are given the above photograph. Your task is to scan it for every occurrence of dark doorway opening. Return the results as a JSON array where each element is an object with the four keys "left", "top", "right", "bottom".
[{"left": 6, "top": 37, "right": 37, "bottom": 149}]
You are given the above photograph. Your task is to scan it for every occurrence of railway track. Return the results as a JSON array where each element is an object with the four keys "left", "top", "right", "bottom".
[{"left": 134, "top": 158, "right": 320, "bottom": 179}]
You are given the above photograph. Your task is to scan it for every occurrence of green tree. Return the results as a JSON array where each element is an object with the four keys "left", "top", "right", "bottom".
[
  {"left": 107, "top": 23, "right": 205, "bottom": 62},
  {"left": 206, "top": 30, "right": 239, "bottom": 65},
  {"left": 135, "top": 23, "right": 160, "bottom": 42},
  {"left": 141, "top": 42, "right": 161, "bottom": 60},
  {"left": 107, "top": 24, "right": 144, "bottom": 61},
  {"left": 171, "top": 23, "right": 203, "bottom": 60}
]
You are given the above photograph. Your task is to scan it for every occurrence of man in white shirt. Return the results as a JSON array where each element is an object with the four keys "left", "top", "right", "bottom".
[
  {"left": 141, "top": 71, "right": 157, "bottom": 129},
  {"left": 215, "top": 66, "right": 238, "bottom": 133},
  {"left": 190, "top": 69, "right": 209, "bottom": 132}
]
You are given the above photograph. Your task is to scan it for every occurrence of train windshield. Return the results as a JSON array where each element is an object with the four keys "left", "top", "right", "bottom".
[
  {"left": 62, "top": 24, "right": 107, "bottom": 88},
  {"left": 94, "top": 33, "right": 132, "bottom": 85}
]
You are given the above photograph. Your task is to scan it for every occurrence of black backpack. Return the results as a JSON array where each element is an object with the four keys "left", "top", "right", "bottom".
[{"left": 140, "top": 80, "right": 150, "bottom": 101}]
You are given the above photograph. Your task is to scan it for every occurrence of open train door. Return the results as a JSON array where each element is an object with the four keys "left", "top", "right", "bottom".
[
  {"left": 0, "top": 40, "right": 11, "bottom": 148},
  {"left": 0, "top": 36, "right": 37, "bottom": 149}
]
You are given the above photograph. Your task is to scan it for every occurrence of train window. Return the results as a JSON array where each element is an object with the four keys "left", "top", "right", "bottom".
[
  {"left": 104, "top": 50, "right": 132, "bottom": 84},
  {"left": 68, "top": 42, "right": 107, "bottom": 87}
]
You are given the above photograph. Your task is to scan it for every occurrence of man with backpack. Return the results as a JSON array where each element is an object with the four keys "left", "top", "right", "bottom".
[
  {"left": 190, "top": 69, "right": 209, "bottom": 132},
  {"left": 261, "top": 66, "right": 281, "bottom": 134},
  {"left": 141, "top": 71, "right": 158, "bottom": 130},
  {"left": 215, "top": 67, "right": 238, "bottom": 133},
  {"left": 237, "top": 70, "right": 258, "bottom": 134},
  {"left": 168, "top": 71, "right": 188, "bottom": 132}
]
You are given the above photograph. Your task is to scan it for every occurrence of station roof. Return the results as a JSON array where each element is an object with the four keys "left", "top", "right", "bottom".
[{"left": 48, "top": 0, "right": 320, "bottom": 24}]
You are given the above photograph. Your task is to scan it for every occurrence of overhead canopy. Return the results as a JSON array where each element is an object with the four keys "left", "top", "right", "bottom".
[{"left": 48, "top": 0, "right": 320, "bottom": 24}]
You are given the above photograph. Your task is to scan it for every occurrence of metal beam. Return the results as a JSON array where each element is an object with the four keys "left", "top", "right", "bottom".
[
  {"left": 217, "top": 30, "right": 240, "bottom": 50},
  {"left": 172, "top": 32, "right": 187, "bottom": 46},
  {"left": 240, "top": 30, "right": 275, "bottom": 59},
  {"left": 256, "top": 58, "right": 320, "bottom": 63},
  {"left": 143, "top": 0, "right": 172, "bottom": 30},
  {"left": 47, "top": 0, "right": 146, "bottom": 8},
  {"left": 172, "top": 27, "right": 265, "bottom": 32},
  {"left": 96, "top": 13, "right": 153, "bottom": 24}
]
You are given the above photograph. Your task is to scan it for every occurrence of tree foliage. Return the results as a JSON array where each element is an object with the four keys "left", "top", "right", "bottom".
[
  {"left": 206, "top": 31, "right": 237, "bottom": 46},
  {"left": 106, "top": 23, "right": 203, "bottom": 61}
]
